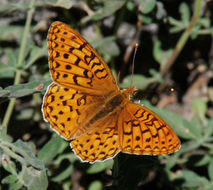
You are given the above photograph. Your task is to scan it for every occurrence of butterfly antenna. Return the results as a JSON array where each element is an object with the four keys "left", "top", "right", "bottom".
[
  {"left": 130, "top": 43, "right": 139, "bottom": 87},
  {"left": 117, "top": 71, "right": 121, "bottom": 83}
]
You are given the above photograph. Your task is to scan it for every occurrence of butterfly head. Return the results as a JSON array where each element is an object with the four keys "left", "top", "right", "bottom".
[{"left": 121, "top": 86, "right": 138, "bottom": 100}]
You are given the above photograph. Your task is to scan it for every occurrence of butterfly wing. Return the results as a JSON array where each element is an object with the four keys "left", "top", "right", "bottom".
[
  {"left": 71, "top": 114, "right": 120, "bottom": 163},
  {"left": 42, "top": 83, "right": 106, "bottom": 140},
  {"left": 48, "top": 21, "right": 119, "bottom": 96},
  {"left": 118, "top": 102, "right": 181, "bottom": 155}
]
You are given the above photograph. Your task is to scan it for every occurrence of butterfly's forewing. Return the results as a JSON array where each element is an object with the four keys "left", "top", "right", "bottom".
[
  {"left": 47, "top": 22, "right": 119, "bottom": 96},
  {"left": 118, "top": 102, "right": 181, "bottom": 155},
  {"left": 42, "top": 83, "right": 106, "bottom": 139}
]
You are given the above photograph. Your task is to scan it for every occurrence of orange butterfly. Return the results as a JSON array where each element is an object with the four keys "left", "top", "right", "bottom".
[{"left": 42, "top": 22, "right": 181, "bottom": 163}]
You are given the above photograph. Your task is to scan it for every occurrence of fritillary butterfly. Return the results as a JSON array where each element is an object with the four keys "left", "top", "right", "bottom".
[{"left": 42, "top": 22, "right": 181, "bottom": 163}]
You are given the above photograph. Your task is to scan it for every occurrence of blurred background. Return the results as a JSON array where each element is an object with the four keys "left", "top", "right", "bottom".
[{"left": 0, "top": 0, "right": 213, "bottom": 189}]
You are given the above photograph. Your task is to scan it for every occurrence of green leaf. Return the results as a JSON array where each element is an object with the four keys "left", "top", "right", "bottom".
[
  {"left": 168, "top": 2, "right": 190, "bottom": 34},
  {"left": 81, "top": 0, "right": 125, "bottom": 24},
  {"left": 0, "top": 25, "right": 24, "bottom": 41},
  {"left": 204, "top": 118, "right": 213, "bottom": 138},
  {"left": 195, "top": 155, "right": 211, "bottom": 167},
  {"left": 38, "top": 134, "right": 68, "bottom": 164},
  {"left": 179, "top": 2, "right": 190, "bottom": 24},
  {"left": 88, "top": 180, "right": 103, "bottom": 190},
  {"left": 16, "top": 108, "right": 34, "bottom": 120},
  {"left": 168, "top": 16, "right": 182, "bottom": 27},
  {"left": 164, "top": 152, "right": 180, "bottom": 170},
  {"left": 199, "top": 17, "right": 211, "bottom": 28},
  {"left": 1, "top": 174, "right": 18, "bottom": 184},
  {"left": 149, "top": 69, "right": 163, "bottom": 83},
  {"left": 156, "top": 2, "right": 166, "bottom": 19},
  {"left": 22, "top": 166, "right": 48, "bottom": 190},
  {"left": 7, "top": 49, "right": 19, "bottom": 67},
  {"left": 53, "top": 153, "right": 78, "bottom": 165},
  {"left": 179, "top": 141, "right": 201, "bottom": 155},
  {"left": 192, "top": 98, "right": 207, "bottom": 121},
  {"left": 91, "top": 36, "right": 120, "bottom": 62},
  {"left": 2, "top": 159, "right": 17, "bottom": 175},
  {"left": 24, "top": 42, "right": 47, "bottom": 69},
  {"left": 0, "top": 62, "right": 15, "bottom": 79},
  {"left": 120, "top": 74, "right": 157, "bottom": 90},
  {"left": 140, "top": 15, "right": 153, "bottom": 24},
  {"left": 44, "top": 0, "right": 77, "bottom": 9},
  {"left": 0, "top": 125, "right": 13, "bottom": 142},
  {"left": 52, "top": 165, "right": 73, "bottom": 182},
  {"left": 168, "top": 2, "right": 191, "bottom": 34},
  {"left": 0, "top": 49, "right": 18, "bottom": 79},
  {"left": 87, "top": 159, "right": 113, "bottom": 174},
  {"left": 189, "top": 117, "right": 202, "bottom": 139},
  {"left": 126, "top": 1, "right": 136, "bottom": 11},
  {"left": 139, "top": 0, "right": 156, "bottom": 14},
  {"left": 181, "top": 170, "right": 210, "bottom": 188},
  {"left": 0, "top": 2, "right": 27, "bottom": 13},
  {"left": 208, "top": 158, "right": 213, "bottom": 182},
  {"left": 8, "top": 180, "right": 23, "bottom": 190},
  {"left": 153, "top": 40, "right": 173, "bottom": 69},
  {"left": 169, "top": 25, "right": 186, "bottom": 33},
  {"left": 0, "top": 80, "right": 51, "bottom": 99},
  {"left": 14, "top": 140, "right": 45, "bottom": 170}
]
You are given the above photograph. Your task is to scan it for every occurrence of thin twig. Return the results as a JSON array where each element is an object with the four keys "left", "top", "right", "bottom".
[{"left": 1, "top": 0, "right": 35, "bottom": 128}]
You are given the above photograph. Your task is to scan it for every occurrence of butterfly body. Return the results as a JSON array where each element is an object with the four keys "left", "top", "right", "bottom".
[
  {"left": 42, "top": 22, "right": 181, "bottom": 163},
  {"left": 90, "top": 87, "right": 137, "bottom": 121}
]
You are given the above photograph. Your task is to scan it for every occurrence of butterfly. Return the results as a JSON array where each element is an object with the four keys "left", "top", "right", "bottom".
[{"left": 42, "top": 22, "right": 181, "bottom": 163}]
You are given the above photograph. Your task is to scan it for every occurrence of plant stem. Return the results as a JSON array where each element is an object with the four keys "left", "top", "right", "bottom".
[
  {"left": 160, "top": 0, "right": 202, "bottom": 75},
  {"left": 1, "top": 141, "right": 32, "bottom": 162},
  {"left": 1, "top": 0, "right": 35, "bottom": 128},
  {"left": 0, "top": 143, "right": 27, "bottom": 168}
]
